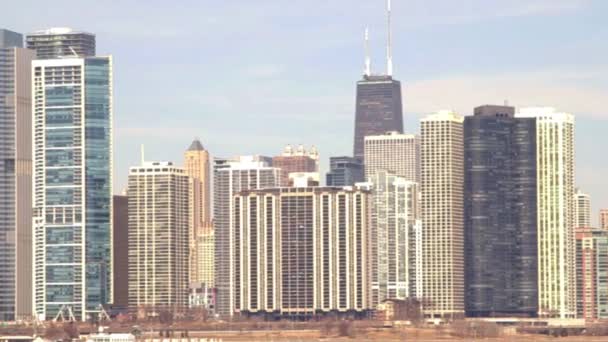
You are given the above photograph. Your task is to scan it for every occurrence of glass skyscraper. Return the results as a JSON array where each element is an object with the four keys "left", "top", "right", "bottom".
[
  {"left": 352, "top": 75, "right": 403, "bottom": 160},
  {"left": 325, "top": 156, "right": 364, "bottom": 187},
  {"left": 464, "top": 105, "right": 538, "bottom": 317},
  {"left": 32, "top": 56, "right": 113, "bottom": 321}
]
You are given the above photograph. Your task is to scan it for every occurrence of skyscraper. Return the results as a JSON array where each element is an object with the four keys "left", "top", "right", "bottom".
[
  {"left": 420, "top": 110, "right": 465, "bottom": 318},
  {"left": 127, "top": 161, "right": 190, "bottom": 308},
  {"left": 112, "top": 194, "right": 129, "bottom": 307},
  {"left": 214, "top": 156, "right": 283, "bottom": 316},
  {"left": 26, "top": 28, "right": 95, "bottom": 59},
  {"left": 326, "top": 156, "right": 364, "bottom": 187},
  {"left": 233, "top": 186, "right": 371, "bottom": 317},
  {"left": 517, "top": 107, "right": 576, "bottom": 318},
  {"left": 358, "top": 171, "right": 421, "bottom": 307},
  {"left": 364, "top": 132, "right": 419, "bottom": 183},
  {"left": 352, "top": 1, "right": 403, "bottom": 160},
  {"left": 574, "top": 189, "right": 591, "bottom": 228},
  {"left": 272, "top": 144, "right": 318, "bottom": 185},
  {"left": 575, "top": 227, "right": 608, "bottom": 320},
  {"left": 464, "top": 105, "right": 538, "bottom": 317},
  {"left": 195, "top": 224, "right": 215, "bottom": 288},
  {"left": 600, "top": 209, "right": 608, "bottom": 230},
  {"left": 0, "top": 29, "right": 35, "bottom": 321},
  {"left": 32, "top": 56, "right": 113, "bottom": 321}
]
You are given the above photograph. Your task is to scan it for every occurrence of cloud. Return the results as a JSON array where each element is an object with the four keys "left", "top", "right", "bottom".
[{"left": 405, "top": 66, "right": 608, "bottom": 118}]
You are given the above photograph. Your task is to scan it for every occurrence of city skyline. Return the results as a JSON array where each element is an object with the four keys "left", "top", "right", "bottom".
[{"left": 3, "top": 1, "right": 607, "bottom": 224}]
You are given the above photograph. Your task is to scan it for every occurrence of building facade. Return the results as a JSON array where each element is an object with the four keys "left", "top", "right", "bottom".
[
  {"left": 363, "top": 131, "right": 419, "bottom": 183},
  {"left": 575, "top": 227, "right": 608, "bottom": 320},
  {"left": 112, "top": 195, "right": 128, "bottom": 307},
  {"left": 127, "top": 162, "right": 190, "bottom": 308},
  {"left": 26, "top": 28, "right": 95, "bottom": 59},
  {"left": 326, "top": 156, "right": 364, "bottom": 187},
  {"left": 213, "top": 156, "right": 283, "bottom": 316},
  {"left": 420, "top": 110, "right": 465, "bottom": 318},
  {"left": 233, "top": 186, "right": 371, "bottom": 317},
  {"left": 517, "top": 107, "right": 576, "bottom": 318},
  {"left": 464, "top": 105, "right": 538, "bottom": 317},
  {"left": 353, "top": 75, "right": 403, "bottom": 160},
  {"left": 600, "top": 209, "right": 608, "bottom": 230},
  {"left": 195, "top": 223, "right": 214, "bottom": 287},
  {"left": 0, "top": 29, "right": 35, "bottom": 321},
  {"left": 32, "top": 56, "right": 113, "bottom": 321},
  {"left": 358, "top": 171, "right": 421, "bottom": 307},
  {"left": 574, "top": 189, "right": 591, "bottom": 228}
]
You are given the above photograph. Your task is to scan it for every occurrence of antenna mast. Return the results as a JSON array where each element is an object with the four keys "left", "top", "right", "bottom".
[
  {"left": 386, "top": 0, "right": 393, "bottom": 76},
  {"left": 364, "top": 27, "right": 371, "bottom": 77}
]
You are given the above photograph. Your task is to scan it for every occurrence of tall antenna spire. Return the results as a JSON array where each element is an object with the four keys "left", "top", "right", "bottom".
[
  {"left": 364, "top": 27, "right": 371, "bottom": 77},
  {"left": 386, "top": 0, "right": 393, "bottom": 76}
]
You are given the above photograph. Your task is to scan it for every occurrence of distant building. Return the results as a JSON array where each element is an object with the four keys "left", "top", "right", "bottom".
[
  {"left": 113, "top": 195, "right": 129, "bottom": 307},
  {"left": 326, "top": 156, "right": 364, "bottom": 187},
  {"left": 272, "top": 145, "right": 318, "bottom": 185},
  {"left": 517, "top": 108, "right": 576, "bottom": 318},
  {"left": 213, "top": 156, "right": 283, "bottom": 316},
  {"left": 420, "top": 110, "right": 465, "bottom": 319},
  {"left": 364, "top": 131, "right": 419, "bottom": 183},
  {"left": 32, "top": 56, "right": 113, "bottom": 321},
  {"left": 0, "top": 28, "right": 35, "bottom": 321},
  {"left": 189, "top": 283, "right": 216, "bottom": 312},
  {"left": 464, "top": 105, "right": 538, "bottom": 317},
  {"left": 575, "top": 227, "right": 608, "bottom": 320},
  {"left": 288, "top": 172, "right": 320, "bottom": 187},
  {"left": 194, "top": 223, "right": 214, "bottom": 287},
  {"left": 128, "top": 161, "right": 190, "bottom": 308},
  {"left": 26, "top": 27, "right": 95, "bottom": 59},
  {"left": 233, "top": 186, "right": 372, "bottom": 317},
  {"left": 358, "top": 171, "right": 421, "bottom": 307},
  {"left": 574, "top": 189, "right": 591, "bottom": 228},
  {"left": 600, "top": 209, "right": 608, "bottom": 230}
]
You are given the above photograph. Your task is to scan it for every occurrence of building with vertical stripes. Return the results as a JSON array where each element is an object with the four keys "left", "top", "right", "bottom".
[
  {"left": 232, "top": 186, "right": 371, "bottom": 318},
  {"left": 517, "top": 107, "right": 576, "bottom": 318},
  {"left": 420, "top": 110, "right": 465, "bottom": 318},
  {"left": 574, "top": 189, "right": 591, "bottom": 228},
  {"left": 363, "top": 132, "right": 419, "bottom": 183},
  {"left": 575, "top": 227, "right": 608, "bottom": 320},
  {"left": 127, "top": 161, "right": 190, "bottom": 309}
]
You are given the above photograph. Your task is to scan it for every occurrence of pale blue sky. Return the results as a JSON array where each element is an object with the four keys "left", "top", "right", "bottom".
[{"left": 4, "top": 0, "right": 608, "bottom": 223}]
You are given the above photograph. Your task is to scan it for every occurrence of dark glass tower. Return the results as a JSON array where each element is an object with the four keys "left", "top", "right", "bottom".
[
  {"left": 326, "top": 156, "right": 364, "bottom": 186},
  {"left": 352, "top": 75, "right": 403, "bottom": 160},
  {"left": 464, "top": 105, "right": 538, "bottom": 317}
]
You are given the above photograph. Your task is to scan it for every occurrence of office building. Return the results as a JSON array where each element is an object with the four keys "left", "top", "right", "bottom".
[
  {"left": 233, "top": 186, "right": 371, "bottom": 317},
  {"left": 574, "top": 189, "right": 591, "bottom": 228},
  {"left": 127, "top": 161, "right": 190, "bottom": 308},
  {"left": 272, "top": 145, "right": 318, "bottom": 185},
  {"left": 194, "top": 223, "right": 215, "bottom": 288},
  {"left": 517, "top": 107, "right": 576, "bottom": 318},
  {"left": 364, "top": 132, "right": 419, "bottom": 183},
  {"left": 352, "top": 2, "right": 403, "bottom": 160},
  {"left": 420, "top": 110, "right": 465, "bottom": 318},
  {"left": 0, "top": 29, "right": 35, "bottom": 321},
  {"left": 326, "top": 156, "right": 364, "bottom": 187},
  {"left": 32, "top": 56, "right": 113, "bottom": 321},
  {"left": 214, "top": 156, "right": 283, "bottom": 316},
  {"left": 26, "top": 28, "right": 95, "bottom": 59},
  {"left": 600, "top": 209, "right": 608, "bottom": 230},
  {"left": 112, "top": 195, "right": 128, "bottom": 307},
  {"left": 184, "top": 139, "right": 211, "bottom": 285},
  {"left": 358, "top": 171, "right": 421, "bottom": 307},
  {"left": 464, "top": 105, "right": 538, "bottom": 317},
  {"left": 575, "top": 227, "right": 608, "bottom": 320}
]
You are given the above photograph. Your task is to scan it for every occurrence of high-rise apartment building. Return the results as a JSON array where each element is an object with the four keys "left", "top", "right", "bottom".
[
  {"left": 112, "top": 195, "right": 128, "bottom": 307},
  {"left": 127, "top": 161, "right": 190, "bottom": 308},
  {"left": 32, "top": 56, "right": 113, "bottom": 321},
  {"left": 326, "top": 156, "right": 364, "bottom": 187},
  {"left": 575, "top": 227, "right": 608, "bottom": 320},
  {"left": 600, "top": 209, "right": 608, "bottom": 230},
  {"left": 272, "top": 145, "right": 318, "bottom": 186},
  {"left": 194, "top": 223, "right": 215, "bottom": 288},
  {"left": 464, "top": 105, "right": 538, "bottom": 317},
  {"left": 364, "top": 132, "right": 419, "bottom": 183},
  {"left": 574, "top": 189, "right": 591, "bottom": 228},
  {"left": 0, "top": 29, "right": 35, "bottom": 321},
  {"left": 26, "top": 28, "right": 95, "bottom": 59},
  {"left": 214, "top": 156, "right": 283, "bottom": 316},
  {"left": 233, "top": 186, "right": 371, "bottom": 317},
  {"left": 358, "top": 171, "right": 421, "bottom": 307},
  {"left": 517, "top": 107, "right": 576, "bottom": 318},
  {"left": 420, "top": 110, "right": 465, "bottom": 318}
]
